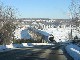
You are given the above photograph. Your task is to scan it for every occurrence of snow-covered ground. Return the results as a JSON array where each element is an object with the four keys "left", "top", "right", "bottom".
[
  {"left": 72, "top": 29, "right": 80, "bottom": 38},
  {"left": 14, "top": 26, "right": 80, "bottom": 42},
  {"left": 14, "top": 26, "right": 31, "bottom": 39},
  {"left": 42, "top": 28, "right": 70, "bottom": 42},
  {"left": 41, "top": 27, "right": 80, "bottom": 42}
]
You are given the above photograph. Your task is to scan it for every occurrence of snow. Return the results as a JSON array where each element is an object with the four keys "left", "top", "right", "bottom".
[
  {"left": 14, "top": 27, "right": 31, "bottom": 39},
  {"left": 65, "top": 44, "right": 80, "bottom": 60},
  {"left": 21, "top": 29, "right": 31, "bottom": 39},
  {"left": 38, "top": 30, "right": 50, "bottom": 36},
  {"left": 72, "top": 29, "right": 80, "bottom": 38},
  {"left": 42, "top": 27, "right": 80, "bottom": 42},
  {"left": 0, "top": 43, "right": 54, "bottom": 52},
  {"left": 42, "top": 28, "right": 70, "bottom": 42},
  {"left": 14, "top": 26, "right": 80, "bottom": 42}
]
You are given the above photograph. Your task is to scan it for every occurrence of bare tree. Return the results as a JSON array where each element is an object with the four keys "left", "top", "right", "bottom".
[
  {"left": 69, "top": 0, "right": 80, "bottom": 19},
  {"left": 68, "top": 0, "right": 80, "bottom": 40},
  {"left": 0, "top": 1, "right": 18, "bottom": 45}
]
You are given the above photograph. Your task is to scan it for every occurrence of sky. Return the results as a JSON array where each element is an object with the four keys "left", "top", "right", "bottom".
[{"left": 1, "top": 0, "right": 71, "bottom": 19}]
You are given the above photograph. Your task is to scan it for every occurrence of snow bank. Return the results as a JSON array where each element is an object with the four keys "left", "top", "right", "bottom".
[
  {"left": 65, "top": 44, "right": 80, "bottom": 60},
  {"left": 0, "top": 43, "right": 54, "bottom": 52},
  {"left": 14, "top": 28, "right": 31, "bottom": 39}
]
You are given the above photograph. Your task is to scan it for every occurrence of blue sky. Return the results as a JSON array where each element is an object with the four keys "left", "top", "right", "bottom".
[{"left": 1, "top": 0, "right": 71, "bottom": 19}]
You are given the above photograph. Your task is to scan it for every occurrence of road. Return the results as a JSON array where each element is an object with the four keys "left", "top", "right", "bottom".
[{"left": 0, "top": 46, "right": 73, "bottom": 60}]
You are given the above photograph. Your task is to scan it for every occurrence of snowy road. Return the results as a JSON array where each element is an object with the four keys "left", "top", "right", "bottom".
[{"left": 0, "top": 46, "right": 73, "bottom": 60}]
